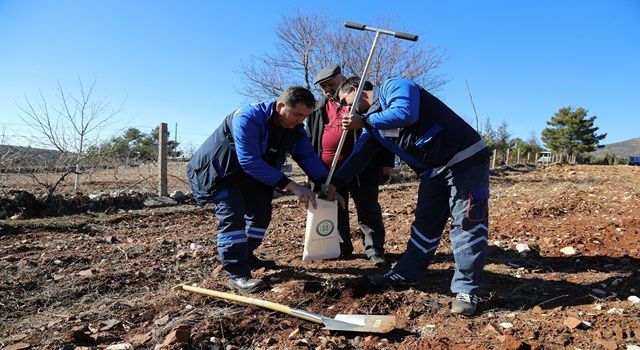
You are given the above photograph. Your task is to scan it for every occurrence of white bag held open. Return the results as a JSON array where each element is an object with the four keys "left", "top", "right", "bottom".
[{"left": 302, "top": 198, "right": 341, "bottom": 261}]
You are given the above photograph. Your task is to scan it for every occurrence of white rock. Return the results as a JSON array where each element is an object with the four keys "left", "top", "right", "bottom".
[
  {"left": 492, "top": 240, "right": 508, "bottom": 249},
  {"left": 515, "top": 243, "right": 531, "bottom": 255},
  {"left": 170, "top": 190, "right": 186, "bottom": 201},
  {"left": 593, "top": 304, "right": 603, "bottom": 310},
  {"left": 560, "top": 246, "right": 577, "bottom": 256},
  {"left": 144, "top": 196, "right": 177, "bottom": 207},
  {"left": 607, "top": 307, "right": 624, "bottom": 314},
  {"left": 627, "top": 295, "right": 640, "bottom": 304},
  {"left": 499, "top": 322, "right": 513, "bottom": 329},
  {"left": 106, "top": 343, "right": 133, "bottom": 350},
  {"left": 418, "top": 324, "right": 436, "bottom": 337},
  {"left": 626, "top": 345, "right": 640, "bottom": 350}
]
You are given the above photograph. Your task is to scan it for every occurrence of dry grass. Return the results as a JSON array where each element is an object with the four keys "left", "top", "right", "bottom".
[
  {"left": 0, "top": 161, "right": 310, "bottom": 196},
  {"left": 0, "top": 162, "right": 192, "bottom": 195}
]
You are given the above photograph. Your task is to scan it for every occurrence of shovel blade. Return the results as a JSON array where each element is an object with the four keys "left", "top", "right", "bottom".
[{"left": 321, "top": 314, "right": 396, "bottom": 333}]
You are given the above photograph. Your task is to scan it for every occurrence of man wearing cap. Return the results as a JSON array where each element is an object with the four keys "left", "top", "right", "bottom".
[
  {"left": 323, "top": 76, "right": 491, "bottom": 316},
  {"left": 306, "top": 64, "right": 394, "bottom": 267},
  {"left": 187, "top": 86, "right": 338, "bottom": 294}
]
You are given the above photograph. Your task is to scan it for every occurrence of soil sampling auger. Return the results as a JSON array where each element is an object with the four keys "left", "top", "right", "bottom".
[
  {"left": 324, "top": 21, "right": 418, "bottom": 185},
  {"left": 175, "top": 284, "right": 397, "bottom": 333}
]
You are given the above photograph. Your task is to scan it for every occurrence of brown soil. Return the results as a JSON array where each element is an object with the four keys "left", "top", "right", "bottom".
[{"left": 1, "top": 165, "right": 639, "bottom": 349}]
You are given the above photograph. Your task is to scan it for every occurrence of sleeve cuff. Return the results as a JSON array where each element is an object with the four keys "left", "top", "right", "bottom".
[{"left": 275, "top": 176, "right": 293, "bottom": 189}]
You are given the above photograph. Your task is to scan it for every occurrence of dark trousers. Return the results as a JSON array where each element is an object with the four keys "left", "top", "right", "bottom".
[
  {"left": 211, "top": 178, "right": 274, "bottom": 278},
  {"left": 392, "top": 159, "right": 490, "bottom": 295},
  {"left": 336, "top": 176, "right": 386, "bottom": 257}
]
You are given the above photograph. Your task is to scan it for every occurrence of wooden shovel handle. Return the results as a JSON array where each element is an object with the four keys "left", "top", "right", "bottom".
[{"left": 178, "top": 284, "right": 322, "bottom": 324}]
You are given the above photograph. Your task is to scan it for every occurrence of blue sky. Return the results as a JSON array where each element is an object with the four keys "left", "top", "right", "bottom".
[{"left": 1, "top": 0, "right": 638, "bottom": 152}]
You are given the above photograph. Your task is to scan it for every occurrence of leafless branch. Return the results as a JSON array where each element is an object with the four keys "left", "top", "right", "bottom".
[
  {"left": 17, "top": 78, "right": 123, "bottom": 191},
  {"left": 237, "top": 13, "right": 448, "bottom": 99},
  {"left": 29, "top": 169, "right": 80, "bottom": 203}
]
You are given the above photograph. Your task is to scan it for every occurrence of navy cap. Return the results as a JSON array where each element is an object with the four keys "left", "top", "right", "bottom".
[{"left": 313, "top": 64, "right": 341, "bottom": 84}]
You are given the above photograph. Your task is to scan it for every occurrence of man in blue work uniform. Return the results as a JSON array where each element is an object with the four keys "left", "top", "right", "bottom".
[
  {"left": 187, "top": 86, "right": 330, "bottom": 294},
  {"left": 324, "top": 76, "right": 491, "bottom": 316}
]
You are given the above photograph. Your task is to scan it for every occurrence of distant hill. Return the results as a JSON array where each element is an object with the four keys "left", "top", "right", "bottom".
[
  {"left": 591, "top": 137, "right": 640, "bottom": 158},
  {"left": 0, "top": 145, "right": 61, "bottom": 168}
]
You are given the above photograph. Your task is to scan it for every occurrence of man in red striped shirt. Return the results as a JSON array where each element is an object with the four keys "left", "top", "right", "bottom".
[{"left": 306, "top": 64, "right": 394, "bottom": 267}]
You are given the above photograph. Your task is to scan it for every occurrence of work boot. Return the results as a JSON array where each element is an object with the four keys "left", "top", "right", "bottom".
[
  {"left": 338, "top": 251, "right": 354, "bottom": 260},
  {"left": 248, "top": 254, "right": 277, "bottom": 270},
  {"left": 369, "top": 254, "right": 388, "bottom": 268},
  {"left": 451, "top": 293, "right": 479, "bottom": 316},
  {"left": 368, "top": 270, "right": 418, "bottom": 287},
  {"left": 228, "top": 276, "right": 267, "bottom": 294}
]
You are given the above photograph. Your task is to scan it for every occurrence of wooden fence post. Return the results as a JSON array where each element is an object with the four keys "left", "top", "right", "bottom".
[
  {"left": 505, "top": 148, "right": 510, "bottom": 166},
  {"left": 158, "top": 122, "right": 168, "bottom": 196},
  {"left": 492, "top": 149, "right": 497, "bottom": 169}
]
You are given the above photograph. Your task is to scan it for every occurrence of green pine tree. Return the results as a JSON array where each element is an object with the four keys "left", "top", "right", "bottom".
[{"left": 541, "top": 107, "right": 606, "bottom": 161}]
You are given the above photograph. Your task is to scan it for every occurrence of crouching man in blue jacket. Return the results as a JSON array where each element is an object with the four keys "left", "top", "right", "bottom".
[
  {"left": 187, "top": 86, "right": 332, "bottom": 294},
  {"left": 323, "top": 77, "right": 491, "bottom": 316}
]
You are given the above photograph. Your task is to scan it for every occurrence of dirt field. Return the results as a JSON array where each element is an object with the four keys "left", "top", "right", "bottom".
[{"left": 1, "top": 164, "right": 639, "bottom": 349}]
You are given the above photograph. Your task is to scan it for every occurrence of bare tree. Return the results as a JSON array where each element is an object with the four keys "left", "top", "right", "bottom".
[
  {"left": 237, "top": 12, "right": 447, "bottom": 100},
  {"left": 239, "top": 11, "right": 328, "bottom": 99},
  {"left": 17, "top": 77, "right": 123, "bottom": 190}
]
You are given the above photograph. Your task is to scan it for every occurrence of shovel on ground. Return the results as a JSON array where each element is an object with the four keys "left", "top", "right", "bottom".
[{"left": 176, "top": 284, "right": 396, "bottom": 333}]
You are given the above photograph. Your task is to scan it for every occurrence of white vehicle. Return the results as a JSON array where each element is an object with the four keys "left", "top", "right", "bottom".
[{"left": 537, "top": 152, "right": 551, "bottom": 164}]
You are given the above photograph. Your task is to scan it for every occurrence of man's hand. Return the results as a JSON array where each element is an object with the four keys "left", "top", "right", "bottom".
[
  {"left": 341, "top": 113, "right": 365, "bottom": 130},
  {"left": 284, "top": 182, "right": 318, "bottom": 209},
  {"left": 318, "top": 184, "right": 346, "bottom": 209}
]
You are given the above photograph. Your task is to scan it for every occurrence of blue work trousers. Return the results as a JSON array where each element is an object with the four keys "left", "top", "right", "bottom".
[
  {"left": 392, "top": 159, "right": 490, "bottom": 295},
  {"left": 212, "top": 179, "right": 273, "bottom": 278}
]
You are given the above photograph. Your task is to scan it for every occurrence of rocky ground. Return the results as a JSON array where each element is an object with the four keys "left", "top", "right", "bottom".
[{"left": 1, "top": 164, "right": 639, "bottom": 350}]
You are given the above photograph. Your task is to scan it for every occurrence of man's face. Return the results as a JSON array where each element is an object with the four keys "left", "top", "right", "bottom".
[
  {"left": 275, "top": 102, "right": 312, "bottom": 128},
  {"left": 337, "top": 85, "right": 371, "bottom": 113},
  {"left": 318, "top": 75, "right": 344, "bottom": 101}
]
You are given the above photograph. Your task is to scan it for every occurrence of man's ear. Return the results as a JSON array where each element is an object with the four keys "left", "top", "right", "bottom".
[
  {"left": 275, "top": 101, "right": 285, "bottom": 113},
  {"left": 349, "top": 85, "right": 358, "bottom": 94}
]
